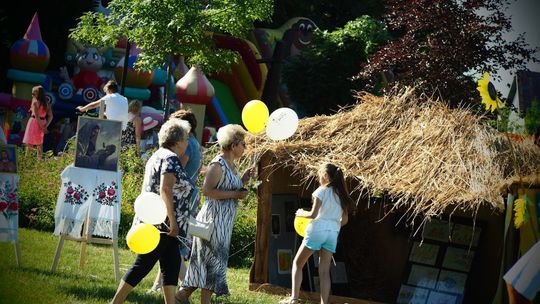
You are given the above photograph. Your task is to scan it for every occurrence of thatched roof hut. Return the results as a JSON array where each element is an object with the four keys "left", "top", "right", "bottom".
[
  {"left": 244, "top": 88, "right": 540, "bottom": 303},
  {"left": 246, "top": 87, "right": 540, "bottom": 221}
]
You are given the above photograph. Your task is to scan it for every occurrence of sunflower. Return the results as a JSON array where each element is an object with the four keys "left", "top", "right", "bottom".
[
  {"left": 477, "top": 72, "right": 504, "bottom": 112},
  {"left": 513, "top": 194, "right": 530, "bottom": 229}
]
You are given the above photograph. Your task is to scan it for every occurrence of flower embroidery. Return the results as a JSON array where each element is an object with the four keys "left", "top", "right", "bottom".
[
  {"left": 0, "top": 180, "right": 18, "bottom": 220},
  {"left": 93, "top": 181, "right": 118, "bottom": 206},
  {"left": 63, "top": 181, "right": 89, "bottom": 205}
]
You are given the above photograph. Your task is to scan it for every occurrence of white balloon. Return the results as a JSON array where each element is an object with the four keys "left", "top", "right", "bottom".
[
  {"left": 134, "top": 192, "right": 167, "bottom": 225},
  {"left": 266, "top": 107, "right": 299, "bottom": 141}
]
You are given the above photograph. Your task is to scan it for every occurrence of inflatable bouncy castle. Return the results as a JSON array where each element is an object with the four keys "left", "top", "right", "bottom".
[
  {"left": 0, "top": 6, "right": 316, "bottom": 148},
  {"left": 1, "top": 11, "right": 172, "bottom": 151},
  {"left": 2, "top": 13, "right": 49, "bottom": 145}
]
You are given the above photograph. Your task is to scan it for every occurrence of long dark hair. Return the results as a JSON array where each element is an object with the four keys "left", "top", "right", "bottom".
[
  {"left": 321, "top": 163, "right": 355, "bottom": 214},
  {"left": 32, "top": 85, "right": 48, "bottom": 109}
]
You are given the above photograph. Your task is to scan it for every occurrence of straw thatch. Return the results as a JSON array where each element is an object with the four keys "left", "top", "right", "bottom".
[{"left": 245, "top": 87, "right": 540, "bottom": 221}]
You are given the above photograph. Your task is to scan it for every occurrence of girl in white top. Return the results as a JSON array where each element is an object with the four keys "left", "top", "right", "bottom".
[{"left": 280, "top": 163, "right": 354, "bottom": 304}]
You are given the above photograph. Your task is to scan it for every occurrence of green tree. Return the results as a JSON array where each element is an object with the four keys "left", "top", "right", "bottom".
[
  {"left": 524, "top": 98, "right": 540, "bottom": 135},
  {"left": 69, "top": 0, "right": 273, "bottom": 114},
  {"left": 268, "top": 0, "right": 385, "bottom": 30},
  {"left": 358, "top": 0, "right": 539, "bottom": 106},
  {"left": 70, "top": 0, "right": 273, "bottom": 71},
  {"left": 282, "top": 16, "right": 387, "bottom": 115}
]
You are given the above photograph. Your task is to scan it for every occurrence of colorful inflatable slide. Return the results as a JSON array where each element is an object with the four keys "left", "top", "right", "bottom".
[{"left": 206, "top": 17, "right": 316, "bottom": 127}]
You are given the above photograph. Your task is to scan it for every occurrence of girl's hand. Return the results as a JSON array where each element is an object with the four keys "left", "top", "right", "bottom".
[{"left": 295, "top": 209, "right": 307, "bottom": 217}]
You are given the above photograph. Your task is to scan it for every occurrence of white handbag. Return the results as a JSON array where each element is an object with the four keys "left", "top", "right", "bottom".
[{"left": 187, "top": 216, "right": 214, "bottom": 241}]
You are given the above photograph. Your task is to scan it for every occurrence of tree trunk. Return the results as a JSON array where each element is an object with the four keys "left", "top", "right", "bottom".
[{"left": 163, "top": 56, "right": 173, "bottom": 121}]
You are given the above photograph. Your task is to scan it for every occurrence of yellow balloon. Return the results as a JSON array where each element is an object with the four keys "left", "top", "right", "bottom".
[
  {"left": 242, "top": 100, "right": 269, "bottom": 133},
  {"left": 294, "top": 216, "right": 312, "bottom": 237},
  {"left": 126, "top": 223, "right": 160, "bottom": 254}
]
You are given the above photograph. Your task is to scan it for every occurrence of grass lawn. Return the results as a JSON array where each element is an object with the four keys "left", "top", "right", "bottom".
[{"left": 0, "top": 228, "right": 285, "bottom": 304}]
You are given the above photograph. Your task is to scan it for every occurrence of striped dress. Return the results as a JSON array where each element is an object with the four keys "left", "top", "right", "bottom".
[{"left": 182, "top": 155, "right": 243, "bottom": 296}]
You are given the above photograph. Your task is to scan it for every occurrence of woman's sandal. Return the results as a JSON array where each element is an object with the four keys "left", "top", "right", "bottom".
[{"left": 278, "top": 297, "right": 299, "bottom": 304}]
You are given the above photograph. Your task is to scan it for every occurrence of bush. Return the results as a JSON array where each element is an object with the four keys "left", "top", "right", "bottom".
[
  {"left": 229, "top": 199, "right": 257, "bottom": 267},
  {"left": 17, "top": 139, "right": 144, "bottom": 247},
  {"left": 18, "top": 143, "right": 74, "bottom": 230}
]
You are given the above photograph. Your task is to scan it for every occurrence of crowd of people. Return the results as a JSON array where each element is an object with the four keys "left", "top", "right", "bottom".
[
  {"left": 12, "top": 80, "right": 354, "bottom": 304},
  {"left": 109, "top": 103, "right": 351, "bottom": 303},
  {"left": 112, "top": 120, "right": 258, "bottom": 304}
]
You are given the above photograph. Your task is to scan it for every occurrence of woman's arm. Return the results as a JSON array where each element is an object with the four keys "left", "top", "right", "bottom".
[
  {"left": 45, "top": 103, "right": 53, "bottom": 129},
  {"left": 202, "top": 162, "right": 247, "bottom": 200},
  {"left": 160, "top": 172, "right": 179, "bottom": 237},
  {"left": 30, "top": 99, "right": 39, "bottom": 118},
  {"left": 180, "top": 154, "right": 190, "bottom": 168},
  {"left": 296, "top": 196, "right": 321, "bottom": 219}
]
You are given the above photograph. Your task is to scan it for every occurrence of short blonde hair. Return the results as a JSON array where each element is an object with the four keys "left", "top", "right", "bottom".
[
  {"left": 216, "top": 124, "right": 246, "bottom": 150},
  {"left": 158, "top": 119, "right": 190, "bottom": 149}
]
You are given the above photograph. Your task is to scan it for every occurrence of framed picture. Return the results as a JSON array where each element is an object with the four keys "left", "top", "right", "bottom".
[
  {"left": 437, "top": 270, "right": 467, "bottom": 294},
  {"left": 451, "top": 224, "right": 481, "bottom": 247},
  {"left": 409, "top": 242, "right": 440, "bottom": 266},
  {"left": 396, "top": 285, "right": 430, "bottom": 304},
  {"left": 75, "top": 116, "right": 121, "bottom": 172},
  {"left": 0, "top": 145, "right": 17, "bottom": 173},
  {"left": 277, "top": 249, "right": 293, "bottom": 274},
  {"left": 426, "top": 291, "right": 458, "bottom": 304},
  {"left": 423, "top": 219, "right": 452, "bottom": 242},
  {"left": 442, "top": 247, "right": 474, "bottom": 272},
  {"left": 407, "top": 264, "right": 439, "bottom": 289}
]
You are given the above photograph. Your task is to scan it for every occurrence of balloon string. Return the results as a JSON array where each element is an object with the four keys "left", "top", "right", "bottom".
[
  {"left": 252, "top": 135, "right": 257, "bottom": 167},
  {"left": 161, "top": 223, "right": 191, "bottom": 248}
]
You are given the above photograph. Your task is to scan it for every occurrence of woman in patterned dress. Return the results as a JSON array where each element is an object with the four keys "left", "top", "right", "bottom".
[
  {"left": 176, "top": 124, "right": 254, "bottom": 304},
  {"left": 112, "top": 118, "right": 193, "bottom": 304},
  {"left": 121, "top": 99, "right": 142, "bottom": 152}
]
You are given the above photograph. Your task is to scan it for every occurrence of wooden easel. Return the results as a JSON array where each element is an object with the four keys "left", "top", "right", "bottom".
[
  {"left": 13, "top": 241, "right": 21, "bottom": 266},
  {"left": 50, "top": 102, "right": 120, "bottom": 280},
  {"left": 50, "top": 196, "right": 120, "bottom": 281}
]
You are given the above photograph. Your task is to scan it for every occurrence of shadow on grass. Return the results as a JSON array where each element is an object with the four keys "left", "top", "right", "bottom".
[
  {"left": 62, "top": 285, "right": 163, "bottom": 303},
  {"left": 18, "top": 265, "right": 88, "bottom": 281}
]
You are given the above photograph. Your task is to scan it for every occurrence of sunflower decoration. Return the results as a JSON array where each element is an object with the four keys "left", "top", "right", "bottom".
[
  {"left": 477, "top": 72, "right": 505, "bottom": 112},
  {"left": 513, "top": 194, "right": 530, "bottom": 229}
]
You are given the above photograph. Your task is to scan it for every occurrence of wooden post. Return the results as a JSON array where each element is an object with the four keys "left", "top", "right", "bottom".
[
  {"left": 112, "top": 238, "right": 120, "bottom": 281},
  {"left": 251, "top": 152, "right": 273, "bottom": 284},
  {"left": 14, "top": 241, "right": 21, "bottom": 266},
  {"left": 50, "top": 206, "right": 120, "bottom": 280},
  {"left": 50, "top": 234, "right": 66, "bottom": 272}
]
